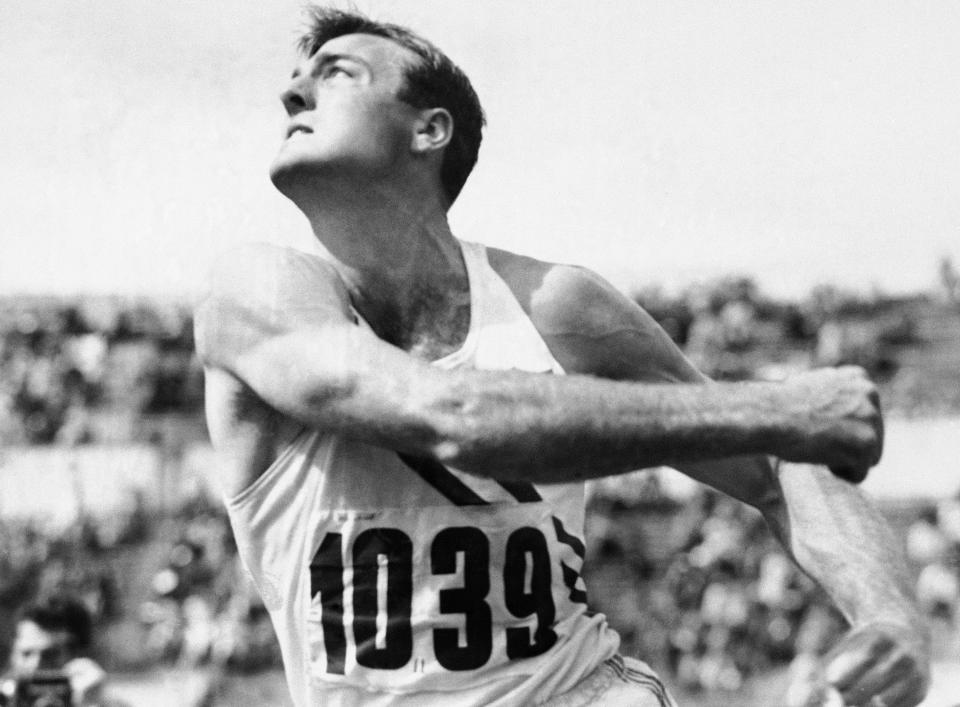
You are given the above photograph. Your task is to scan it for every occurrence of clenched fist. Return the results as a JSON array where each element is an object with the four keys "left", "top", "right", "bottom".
[{"left": 773, "top": 366, "right": 884, "bottom": 482}]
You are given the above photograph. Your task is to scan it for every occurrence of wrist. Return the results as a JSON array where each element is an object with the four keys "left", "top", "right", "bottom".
[
  {"left": 735, "top": 381, "right": 797, "bottom": 456},
  {"left": 759, "top": 381, "right": 823, "bottom": 461}
]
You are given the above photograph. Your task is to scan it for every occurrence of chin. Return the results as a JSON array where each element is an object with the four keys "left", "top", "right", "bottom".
[
  {"left": 269, "top": 156, "right": 344, "bottom": 213},
  {"left": 268, "top": 156, "right": 296, "bottom": 193},
  {"left": 269, "top": 150, "right": 316, "bottom": 196}
]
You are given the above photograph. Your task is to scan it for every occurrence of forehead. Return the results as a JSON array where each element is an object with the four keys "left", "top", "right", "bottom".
[
  {"left": 14, "top": 621, "right": 71, "bottom": 649},
  {"left": 313, "top": 33, "right": 419, "bottom": 77}
]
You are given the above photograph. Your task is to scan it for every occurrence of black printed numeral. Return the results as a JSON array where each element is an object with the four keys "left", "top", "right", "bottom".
[
  {"left": 504, "top": 527, "right": 558, "bottom": 658},
  {"left": 309, "top": 532, "right": 347, "bottom": 674},
  {"left": 352, "top": 528, "right": 414, "bottom": 669},
  {"left": 432, "top": 527, "right": 493, "bottom": 670}
]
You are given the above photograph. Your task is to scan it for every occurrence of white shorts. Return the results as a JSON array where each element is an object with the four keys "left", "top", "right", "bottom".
[{"left": 542, "top": 655, "right": 679, "bottom": 707}]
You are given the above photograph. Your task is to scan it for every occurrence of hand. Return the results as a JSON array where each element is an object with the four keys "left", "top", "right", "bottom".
[
  {"left": 822, "top": 621, "right": 930, "bottom": 707},
  {"left": 785, "top": 653, "right": 845, "bottom": 707},
  {"left": 63, "top": 657, "right": 107, "bottom": 706},
  {"left": 775, "top": 366, "right": 884, "bottom": 483}
]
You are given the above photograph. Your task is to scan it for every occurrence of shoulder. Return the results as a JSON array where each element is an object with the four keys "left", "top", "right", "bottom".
[
  {"left": 486, "top": 245, "right": 699, "bottom": 381},
  {"left": 195, "top": 243, "right": 352, "bottom": 365},
  {"left": 485, "top": 245, "right": 650, "bottom": 338},
  {"left": 201, "top": 243, "right": 347, "bottom": 307}
]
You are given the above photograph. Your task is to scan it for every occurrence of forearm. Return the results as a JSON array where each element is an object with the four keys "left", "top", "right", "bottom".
[
  {"left": 428, "top": 373, "right": 797, "bottom": 481},
  {"left": 228, "top": 324, "right": 879, "bottom": 484},
  {"left": 240, "top": 334, "right": 815, "bottom": 482},
  {"left": 762, "top": 461, "right": 920, "bottom": 627}
]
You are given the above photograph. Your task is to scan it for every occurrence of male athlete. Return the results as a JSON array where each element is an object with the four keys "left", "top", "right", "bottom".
[{"left": 197, "top": 8, "right": 929, "bottom": 706}]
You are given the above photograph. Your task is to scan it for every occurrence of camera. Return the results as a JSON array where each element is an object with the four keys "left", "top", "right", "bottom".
[{"left": 0, "top": 672, "right": 73, "bottom": 707}]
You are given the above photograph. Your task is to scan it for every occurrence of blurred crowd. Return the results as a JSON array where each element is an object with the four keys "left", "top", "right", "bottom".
[
  {"left": 638, "top": 277, "right": 920, "bottom": 383},
  {"left": 0, "top": 508, "right": 140, "bottom": 666},
  {"left": 0, "top": 298, "right": 202, "bottom": 446},
  {"left": 0, "top": 496, "right": 279, "bottom": 680},
  {"left": 137, "top": 499, "right": 280, "bottom": 673},
  {"left": 586, "top": 486, "right": 847, "bottom": 695},
  {"left": 637, "top": 274, "right": 960, "bottom": 418},
  {"left": 907, "top": 497, "right": 960, "bottom": 623}
]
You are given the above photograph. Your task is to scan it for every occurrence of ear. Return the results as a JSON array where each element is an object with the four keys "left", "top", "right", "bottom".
[{"left": 411, "top": 108, "right": 453, "bottom": 155}]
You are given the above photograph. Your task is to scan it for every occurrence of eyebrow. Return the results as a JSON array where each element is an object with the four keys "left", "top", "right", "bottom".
[{"left": 290, "top": 52, "right": 370, "bottom": 80}]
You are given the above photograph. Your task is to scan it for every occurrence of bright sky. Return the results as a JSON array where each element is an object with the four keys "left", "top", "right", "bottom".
[{"left": 2, "top": 0, "right": 959, "bottom": 299}]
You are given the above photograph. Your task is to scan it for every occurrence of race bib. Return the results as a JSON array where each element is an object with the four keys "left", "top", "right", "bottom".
[{"left": 306, "top": 501, "right": 588, "bottom": 691}]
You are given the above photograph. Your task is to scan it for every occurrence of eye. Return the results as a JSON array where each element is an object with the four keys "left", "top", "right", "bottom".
[{"left": 322, "top": 64, "right": 351, "bottom": 80}]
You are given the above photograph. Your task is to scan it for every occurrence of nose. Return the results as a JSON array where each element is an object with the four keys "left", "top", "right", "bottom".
[{"left": 280, "top": 73, "right": 313, "bottom": 116}]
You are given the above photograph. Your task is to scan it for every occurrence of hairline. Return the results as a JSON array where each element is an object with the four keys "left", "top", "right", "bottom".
[{"left": 300, "top": 32, "right": 426, "bottom": 100}]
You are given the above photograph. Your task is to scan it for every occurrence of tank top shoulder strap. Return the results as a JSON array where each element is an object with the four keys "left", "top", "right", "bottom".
[
  {"left": 456, "top": 239, "right": 565, "bottom": 375},
  {"left": 458, "top": 238, "right": 522, "bottom": 328}
]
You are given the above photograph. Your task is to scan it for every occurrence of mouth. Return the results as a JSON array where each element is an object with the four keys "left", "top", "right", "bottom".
[{"left": 285, "top": 125, "right": 313, "bottom": 139}]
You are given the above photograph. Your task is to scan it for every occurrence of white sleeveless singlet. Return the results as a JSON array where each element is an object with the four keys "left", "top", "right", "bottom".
[{"left": 224, "top": 241, "right": 621, "bottom": 706}]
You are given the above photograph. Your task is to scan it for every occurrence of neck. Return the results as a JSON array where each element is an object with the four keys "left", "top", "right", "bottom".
[{"left": 294, "top": 179, "right": 471, "bottom": 356}]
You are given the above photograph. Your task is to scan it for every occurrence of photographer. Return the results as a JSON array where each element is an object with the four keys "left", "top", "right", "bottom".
[{"left": 1, "top": 598, "right": 120, "bottom": 707}]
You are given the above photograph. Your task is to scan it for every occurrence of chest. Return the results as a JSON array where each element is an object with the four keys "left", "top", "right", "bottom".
[{"left": 365, "top": 289, "right": 472, "bottom": 362}]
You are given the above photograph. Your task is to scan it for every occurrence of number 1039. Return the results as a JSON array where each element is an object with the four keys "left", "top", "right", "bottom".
[{"left": 311, "top": 524, "right": 584, "bottom": 674}]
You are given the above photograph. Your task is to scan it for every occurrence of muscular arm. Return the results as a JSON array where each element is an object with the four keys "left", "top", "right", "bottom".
[
  {"left": 520, "top": 263, "right": 927, "bottom": 706},
  {"left": 197, "top": 244, "right": 880, "bottom": 486}
]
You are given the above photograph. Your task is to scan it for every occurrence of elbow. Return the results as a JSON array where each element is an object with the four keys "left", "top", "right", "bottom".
[
  {"left": 430, "top": 435, "right": 522, "bottom": 480},
  {"left": 431, "top": 438, "right": 470, "bottom": 467},
  {"left": 418, "top": 381, "right": 502, "bottom": 475},
  {"left": 425, "top": 405, "right": 488, "bottom": 473},
  {"left": 428, "top": 416, "right": 535, "bottom": 482}
]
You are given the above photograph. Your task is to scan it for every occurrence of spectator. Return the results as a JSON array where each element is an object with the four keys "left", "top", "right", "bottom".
[
  {"left": 1, "top": 597, "right": 126, "bottom": 706},
  {"left": 907, "top": 506, "right": 951, "bottom": 566}
]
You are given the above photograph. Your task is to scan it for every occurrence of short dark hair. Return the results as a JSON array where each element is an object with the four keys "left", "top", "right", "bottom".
[
  {"left": 17, "top": 598, "right": 93, "bottom": 651},
  {"left": 298, "top": 7, "right": 485, "bottom": 206}
]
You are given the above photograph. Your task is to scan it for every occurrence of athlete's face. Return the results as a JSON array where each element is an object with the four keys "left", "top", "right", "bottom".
[{"left": 270, "top": 33, "right": 423, "bottom": 195}]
